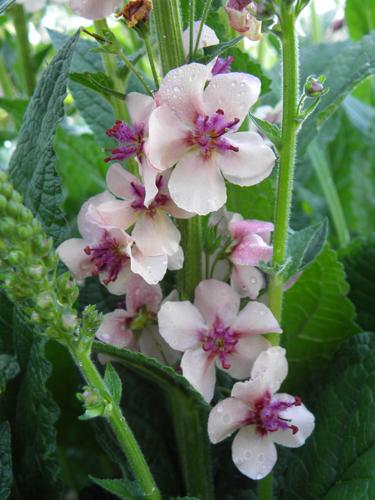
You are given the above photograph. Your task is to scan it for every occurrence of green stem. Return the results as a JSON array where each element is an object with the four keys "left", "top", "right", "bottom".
[
  {"left": 153, "top": 0, "right": 185, "bottom": 74},
  {"left": 189, "top": 0, "right": 196, "bottom": 61},
  {"left": 0, "top": 57, "right": 13, "bottom": 98},
  {"left": 193, "top": 0, "right": 214, "bottom": 57},
  {"left": 310, "top": 0, "right": 322, "bottom": 44},
  {"left": 143, "top": 33, "right": 160, "bottom": 89},
  {"left": 258, "top": 474, "right": 273, "bottom": 500},
  {"left": 267, "top": 3, "right": 299, "bottom": 338},
  {"left": 94, "top": 19, "right": 127, "bottom": 119},
  {"left": 308, "top": 139, "right": 350, "bottom": 248},
  {"left": 11, "top": 4, "right": 36, "bottom": 96},
  {"left": 177, "top": 218, "right": 203, "bottom": 299},
  {"left": 69, "top": 346, "right": 161, "bottom": 500},
  {"left": 117, "top": 50, "right": 153, "bottom": 96},
  {"left": 257, "top": 34, "right": 267, "bottom": 67}
]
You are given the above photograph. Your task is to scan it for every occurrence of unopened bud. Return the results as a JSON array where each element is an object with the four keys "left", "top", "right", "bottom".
[
  {"left": 0, "top": 182, "right": 13, "bottom": 198},
  {"left": 31, "top": 311, "right": 41, "bottom": 324},
  {"left": 305, "top": 75, "right": 326, "bottom": 97},
  {"left": 8, "top": 251, "right": 24, "bottom": 265},
  {"left": 36, "top": 291, "right": 54, "bottom": 310},
  {"left": 225, "top": 1, "right": 263, "bottom": 40},
  {"left": 0, "top": 195, "right": 7, "bottom": 211},
  {"left": 29, "top": 265, "right": 45, "bottom": 280},
  {"left": 62, "top": 313, "right": 78, "bottom": 331}
]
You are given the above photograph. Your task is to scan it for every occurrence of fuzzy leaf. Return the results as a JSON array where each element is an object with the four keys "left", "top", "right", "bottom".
[
  {"left": 345, "top": 0, "right": 375, "bottom": 40},
  {"left": 104, "top": 363, "right": 122, "bottom": 405},
  {"left": 70, "top": 71, "right": 126, "bottom": 100},
  {"left": 249, "top": 113, "right": 281, "bottom": 148},
  {"left": 0, "top": 422, "right": 12, "bottom": 500},
  {"left": 9, "top": 31, "right": 80, "bottom": 245},
  {"left": 283, "top": 245, "right": 360, "bottom": 390},
  {"left": 197, "top": 36, "right": 243, "bottom": 63},
  {"left": 90, "top": 476, "right": 142, "bottom": 499},
  {"left": 283, "top": 333, "right": 375, "bottom": 499},
  {"left": 284, "top": 219, "right": 328, "bottom": 281}
]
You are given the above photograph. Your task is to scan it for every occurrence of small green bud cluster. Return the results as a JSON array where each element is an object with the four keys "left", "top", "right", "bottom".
[
  {"left": 304, "top": 75, "right": 327, "bottom": 98},
  {"left": 77, "top": 385, "right": 113, "bottom": 420},
  {"left": 0, "top": 173, "right": 99, "bottom": 347}
]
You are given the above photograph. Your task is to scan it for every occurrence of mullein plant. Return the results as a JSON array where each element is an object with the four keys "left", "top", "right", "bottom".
[{"left": 2, "top": 0, "right": 344, "bottom": 498}]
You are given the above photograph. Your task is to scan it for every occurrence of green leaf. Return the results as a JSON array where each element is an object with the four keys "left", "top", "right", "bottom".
[
  {"left": 104, "top": 363, "right": 122, "bottom": 405},
  {"left": 282, "top": 245, "right": 360, "bottom": 390},
  {"left": 9, "top": 31, "right": 80, "bottom": 245},
  {"left": 249, "top": 113, "right": 281, "bottom": 149},
  {"left": 342, "top": 236, "right": 375, "bottom": 333},
  {"left": 283, "top": 333, "right": 375, "bottom": 499},
  {"left": 0, "top": 0, "right": 15, "bottom": 15},
  {"left": 298, "top": 31, "right": 375, "bottom": 153},
  {"left": 12, "top": 312, "right": 61, "bottom": 497},
  {"left": 90, "top": 476, "right": 142, "bottom": 499},
  {"left": 48, "top": 30, "right": 115, "bottom": 147},
  {"left": 70, "top": 71, "right": 126, "bottom": 100},
  {"left": 92, "top": 342, "right": 213, "bottom": 499},
  {"left": 345, "top": 0, "right": 375, "bottom": 40},
  {"left": 0, "top": 354, "right": 19, "bottom": 393},
  {"left": 0, "top": 422, "right": 12, "bottom": 500},
  {"left": 283, "top": 219, "right": 328, "bottom": 281},
  {"left": 196, "top": 36, "right": 243, "bottom": 63},
  {"left": 226, "top": 173, "right": 276, "bottom": 221}
]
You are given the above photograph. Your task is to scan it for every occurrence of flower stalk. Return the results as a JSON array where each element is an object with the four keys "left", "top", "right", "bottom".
[{"left": 11, "top": 4, "right": 36, "bottom": 96}]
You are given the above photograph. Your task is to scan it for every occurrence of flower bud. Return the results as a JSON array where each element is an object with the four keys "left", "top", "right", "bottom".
[
  {"left": 0, "top": 182, "right": 13, "bottom": 198},
  {"left": 0, "top": 195, "right": 7, "bottom": 211},
  {"left": 29, "top": 265, "right": 45, "bottom": 280},
  {"left": 305, "top": 75, "right": 326, "bottom": 97},
  {"left": 119, "top": 0, "right": 153, "bottom": 29},
  {"left": 36, "top": 291, "right": 54, "bottom": 310},
  {"left": 8, "top": 251, "right": 24, "bottom": 266},
  {"left": 62, "top": 313, "right": 78, "bottom": 331},
  {"left": 225, "top": 1, "right": 262, "bottom": 41}
]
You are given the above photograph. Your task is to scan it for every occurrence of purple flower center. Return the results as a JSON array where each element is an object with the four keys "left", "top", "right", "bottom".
[
  {"left": 130, "top": 176, "right": 170, "bottom": 212},
  {"left": 227, "top": 0, "right": 251, "bottom": 11},
  {"left": 187, "top": 109, "right": 240, "bottom": 159},
  {"left": 84, "top": 231, "right": 129, "bottom": 285},
  {"left": 245, "top": 392, "right": 302, "bottom": 436},
  {"left": 105, "top": 120, "right": 145, "bottom": 163},
  {"left": 199, "top": 316, "right": 239, "bottom": 369}
]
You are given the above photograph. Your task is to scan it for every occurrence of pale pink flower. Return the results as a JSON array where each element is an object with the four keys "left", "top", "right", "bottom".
[
  {"left": 104, "top": 163, "right": 191, "bottom": 258},
  {"left": 147, "top": 63, "right": 275, "bottom": 215},
  {"left": 208, "top": 347, "right": 315, "bottom": 480},
  {"left": 158, "top": 279, "right": 281, "bottom": 402},
  {"left": 96, "top": 275, "right": 179, "bottom": 364},
  {"left": 182, "top": 21, "right": 219, "bottom": 55},
  {"left": 70, "top": 0, "right": 120, "bottom": 20},
  {"left": 57, "top": 192, "right": 168, "bottom": 292},
  {"left": 105, "top": 92, "right": 159, "bottom": 207},
  {"left": 225, "top": 1, "right": 262, "bottom": 41}
]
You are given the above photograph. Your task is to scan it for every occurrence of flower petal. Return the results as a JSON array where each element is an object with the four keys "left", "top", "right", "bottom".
[
  {"left": 139, "top": 157, "right": 158, "bottom": 208},
  {"left": 69, "top": 0, "right": 120, "bottom": 20},
  {"left": 218, "top": 132, "right": 276, "bottom": 187},
  {"left": 204, "top": 73, "right": 261, "bottom": 126},
  {"left": 167, "top": 246, "right": 184, "bottom": 271},
  {"left": 251, "top": 346, "right": 288, "bottom": 394},
  {"left": 229, "top": 219, "right": 274, "bottom": 241},
  {"left": 106, "top": 163, "right": 139, "bottom": 200},
  {"left": 158, "top": 301, "right": 206, "bottom": 351},
  {"left": 181, "top": 347, "right": 216, "bottom": 403},
  {"left": 169, "top": 152, "right": 227, "bottom": 215},
  {"left": 125, "top": 273, "right": 162, "bottom": 314},
  {"left": 231, "top": 302, "right": 282, "bottom": 335},
  {"left": 157, "top": 63, "right": 210, "bottom": 123},
  {"left": 194, "top": 279, "right": 240, "bottom": 325},
  {"left": 125, "top": 92, "right": 155, "bottom": 127},
  {"left": 182, "top": 21, "right": 219, "bottom": 55},
  {"left": 224, "top": 335, "right": 270, "bottom": 379},
  {"left": 96, "top": 309, "right": 134, "bottom": 348},
  {"left": 87, "top": 198, "right": 138, "bottom": 231},
  {"left": 231, "top": 233, "right": 273, "bottom": 266},
  {"left": 129, "top": 244, "right": 168, "bottom": 284},
  {"left": 101, "top": 265, "right": 132, "bottom": 295},
  {"left": 146, "top": 105, "right": 191, "bottom": 170},
  {"left": 272, "top": 395, "right": 315, "bottom": 448},
  {"left": 57, "top": 238, "right": 94, "bottom": 280},
  {"left": 77, "top": 191, "right": 114, "bottom": 241},
  {"left": 232, "top": 426, "right": 277, "bottom": 480},
  {"left": 132, "top": 212, "right": 181, "bottom": 257},
  {"left": 208, "top": 397, "right": 250, "bottom": 444},
  {"left": 231, "top": 265, "right": 266, "bottom": 299}
]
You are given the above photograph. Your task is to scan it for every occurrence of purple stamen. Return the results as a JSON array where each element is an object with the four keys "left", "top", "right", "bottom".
[
  {"left": 187, "top": 109, "right": 240, "bottom": 159},
  {"left": 84, "top": 231, "right": 129, "bottom": 284},
  {"left": 245, "top": 392, "right": 302, "bottom": 436},
  {"left": 199, "top": 316, "right": 239, "bottom": 369},
  {"left": 105, "top": 120, "right": 145, "bottom": 162},
  {"left": 130, "top": 177, "right": 170, "bottom": 212}
]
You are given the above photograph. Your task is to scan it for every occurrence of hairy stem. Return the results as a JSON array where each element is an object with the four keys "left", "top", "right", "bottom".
[
  {"left": 69, "top": 347, "right": 161, "bottom": 500},
  {"left": 189, "top": 0, "right": 196, "bottom": 61},
  {"left": 308, "top": 139, "right": 350, "bottom": 248},
  {"left": 267, "top": 4, "right": 299, "bottom": 336},
  {"left": 11, "top": 4, "right": 36, "bottom": 96},
  {"left": 143, "top": 32, "right": 160, "bottom": 89},
  {"left": 193, "top": 0, "right": 214, "bottom": 56}
]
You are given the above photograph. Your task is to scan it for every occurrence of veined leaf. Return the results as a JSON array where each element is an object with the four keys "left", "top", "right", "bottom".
[
  {"left": 9, "top": 31, "right": 80, "bottom": 245},
  {"left": 283, "top": 333, "right": 375, "bottom": 499},
  {"left": 249, "top": 113, "right": 281, "bottom": 149},
  {"left": 104, "top": 363, "right": 122, "bottom": 405},
  {"left": 0, "top": 355, "right": 19, "bottom": 393},
  {"left": 90, "top": 476, "right": 142, "bottom": 499},
  {"left": 283, "top": 245, "right": 360, "bottom": 390}
]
